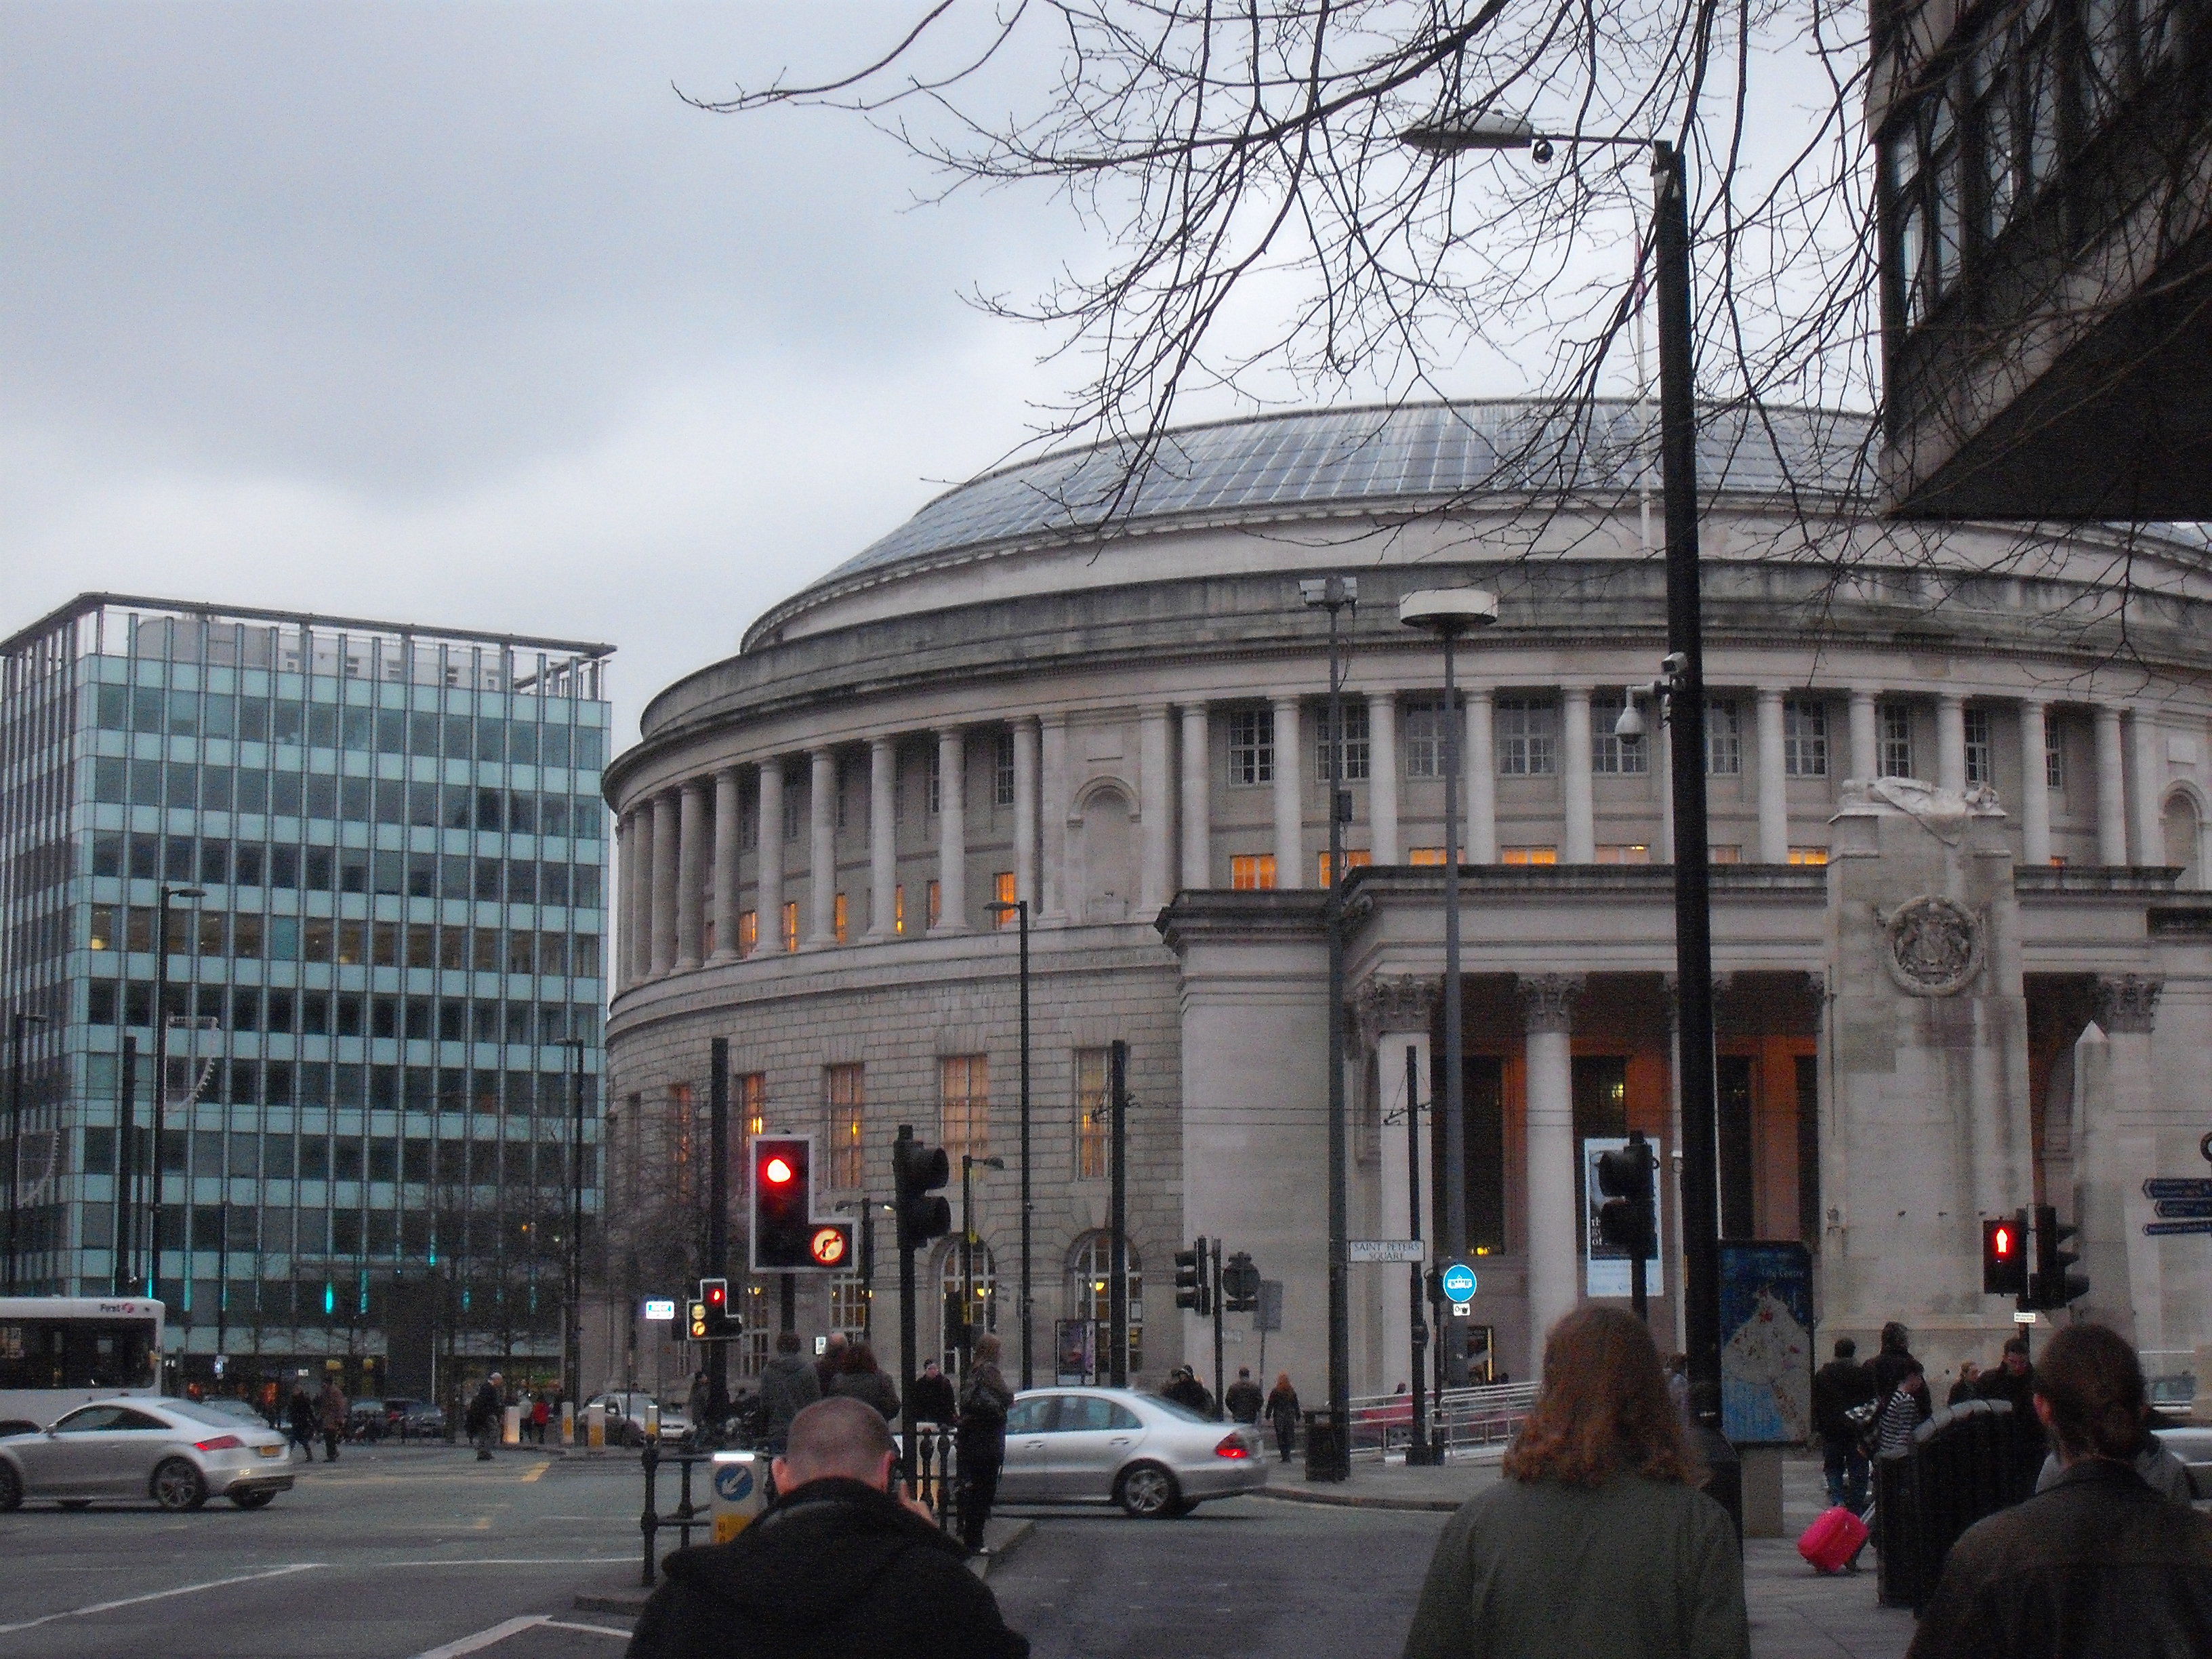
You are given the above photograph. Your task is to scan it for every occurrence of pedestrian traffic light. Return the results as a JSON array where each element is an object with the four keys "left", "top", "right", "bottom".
[
  {"left": 893, "top": 1126, "right": 951, "bottom": 1251},
  {"left": 751, "top": 1136, "right": 815, "bottom": 1271},
  {"left": 1221, "top": 1250, "right": 1261, "bottom": 1313},
  {"left": 2030, "top": 1203, "right": 2088, "bottom": 1311},
  {"left": 1174, "top": 1240, "right": 1210, "bottom": 1313},
  {"left": 1982, "top": 1212, "right": 2027, "bottom": 1298},
  {"left": 1595, "top": 1132, "right": 1658, "bottom": 1258},
  {"left": 687, "top": 1298, "right": 710, "bottom": 1341}
]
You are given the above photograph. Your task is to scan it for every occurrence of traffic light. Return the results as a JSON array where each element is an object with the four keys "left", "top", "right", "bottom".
[
  {"left": 1595, "top": 1133, "right": 1658, "bottom": 1258},
  {"left": 751, "top": 1136, "right": 814, "bottom": 1271},
  {"left": 1221, "top": 1250, "right": 1261, "bottom": 1313},
  {"left": 893, "top": 1127, "right": 951, "bottom": 1252},
  {"left": 1982, "top": 1213, "right": 2027, "bottom": 1298},
  {"left": 1174, "top": 1239, "right": 1210, "bottom": 1313},
  {"left": 2030, "top": 1204, "right": 2088, "bottom": 1311},
  {"left": 687, "top": 1298, "right": 710, "bottom": 1340},
  {"left": 701, "top": 1277, "right": 742, "bottom": 1339}
]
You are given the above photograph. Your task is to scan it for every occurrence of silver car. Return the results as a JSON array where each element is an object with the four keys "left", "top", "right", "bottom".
[
  {"left": 0, "top": 1397, "right": 295, "bottom": 1512},
  {"left": 997, "top": 1387, "right": 1267, "bottom": 1517},
  {"left": 2152, "top": 1424, "right": 2212, "bottom": 1500}
]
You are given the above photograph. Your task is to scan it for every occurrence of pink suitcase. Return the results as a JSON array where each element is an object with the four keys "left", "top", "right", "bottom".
[{"left": 1797, "top": 1504, "right": 1869, "bottom": 1573}]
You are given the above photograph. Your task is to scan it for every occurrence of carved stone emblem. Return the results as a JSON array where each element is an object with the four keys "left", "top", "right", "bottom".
[{"left": 1881, "top": 894, "right": 1984, "bottom": 997}]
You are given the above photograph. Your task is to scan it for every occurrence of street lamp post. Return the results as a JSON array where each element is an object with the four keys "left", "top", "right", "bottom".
[
  {"left": 1298, "top": 575, "right": 1356, "bottom": 1480},
  {"left": 986, "top": 897, "right": 1034, "bottom": 1389},
  {"left": 558, "top": 1037, "right": 588, "bottom": 1414},
  {"left": 150, "top": 885, "right": 205, "bottom": 1304},
  {"left": 1398, "top": 589, "right": 1499, "bottom": 1387},
  {"left": 6, "top": 1010, "right": 50, "bottom": 1294},
  {"left": 960, "top": 1153, "right": 1005, "bottom": 1372}
]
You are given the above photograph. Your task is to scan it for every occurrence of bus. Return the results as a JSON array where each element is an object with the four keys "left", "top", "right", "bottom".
[{"left": 0, "top": 1296, "right": 167, "bottom": 1437}]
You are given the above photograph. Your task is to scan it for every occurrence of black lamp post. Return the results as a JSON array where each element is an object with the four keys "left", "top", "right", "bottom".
[
  {"left": 150, "top": 884, "right": 205, "bottom": 1303},
  {"left": 985, "top": 897, "right": 1033, "bottom": 1389},
  {"left": 6, "top": 1010, "right": 49, "bottom": 1293},
  {"left": 959, "top": 1153, "right": 1005, "bottom": 1371}
]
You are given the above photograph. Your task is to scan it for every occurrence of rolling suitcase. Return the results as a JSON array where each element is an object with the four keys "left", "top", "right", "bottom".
[{"left": 1797, "top": 1503, "right": 1870, "bottom": 1573}]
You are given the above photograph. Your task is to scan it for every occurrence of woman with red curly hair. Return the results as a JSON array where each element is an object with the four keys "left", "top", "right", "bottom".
[{"left": 1401, "top": 1306, "right": 1748, "bottom": 1659}]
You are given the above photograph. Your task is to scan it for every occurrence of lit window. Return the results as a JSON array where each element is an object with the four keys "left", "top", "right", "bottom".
[
  {"left": 739, "top": 1071, "right": 766, "bottom": 1139},
  {"left": 1313, "top": 702, "right": 1370, "bottom": 783},
  {"left": 1709, "top": 844, "right": 1743, "bottom": 863},
  {"left": 1408, "top": 847, "right": 1446, "bottom": 866},
  {"left": 1317, "top": 849, "right": 1372, "bottom": 886},
  {"left": 1404, "top": 699, "right": 1448, "bottom": 778},
  {"left": 1706, "top": 701, "right": 1742, "bottom": 775},
  {"left": 1496, "top": 697, "right": 1556, "bottom": 776},
  {"left": 89, "top": 905, "right": 115, "bottom": 950},
  {"left": 1591, "top": 693, "right": 1649, "bottom": 775},
  {"left": 1227, "top": 710, "right": 1274, "bottom": 786},
  {"left": 994, "top": 731, "right": 1016, "bottom": 808},
  {"left": 993, "top": 872, "right": 1017, "bottom": 925},
  {"left": 895, "top": 884, "right": 906, "bottom": 935},
  {"left": 1231, "top": 854, "right": 1277, "bottom": 890},
  {"left": 941, "top": 1054, "right": 989, "bottom": 1161},
  {"left": 833, "top": 892, "right": 849, "bottom": 945},
  {"left": 1964, "top": 707, "right": 1992, "bottom": 785},
  {"left": 827, "top": 1064, "right": 864, "bottom": 1188},
  {"left": 1878, "top": 705, "right": 1912, "bottom": 779},
  {"left": 1784, "top": 699, "right": 1830, "bottom": 778},
  {"left": 738, "top": 910, "right": 758, "bottom": 957},
  {"left": 1786, "top": 846, "right": 1830, "bottom": 866},
  {"left": 1075, "top": 1048, "right": 1109, "bottom": 1181},
  {"left": 1501, "top": 846, "right": 1558, "bottom": 865},
  {"left": 780, "top": 901, "right": 798, "bottom": 954},
  {"left": 2049, "top": 855, "right": 2068, "bottom": 869},
  {"left": 1595, "top": 844, "right": 1650, "bottom": 864},
  {"left": 926, "top": 880, "right": 941, "bottom": 929}
]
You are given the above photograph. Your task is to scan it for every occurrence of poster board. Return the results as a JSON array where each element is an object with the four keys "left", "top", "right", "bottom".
[{"left": 1718, "top": 1240, "right": 1815, "bottom": 1446}]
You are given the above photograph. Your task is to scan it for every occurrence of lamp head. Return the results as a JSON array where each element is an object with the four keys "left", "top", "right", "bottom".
[
  {"left": 1298, "top": 575, "right": 1359, "bottom": 609},
  {"left": 1399, "top": 108, "right": 1538, "bottom": 156},
  {"left": 166, "top": 886, "right": 207, "bottom": 903},
  {"left": 1397, "top": 588, "right": 1500, "bottom": 634}
]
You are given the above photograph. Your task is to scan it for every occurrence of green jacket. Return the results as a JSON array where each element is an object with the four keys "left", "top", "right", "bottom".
[{"left": 1402, "top": 1473, "right": 1748, "bottom": 1659}]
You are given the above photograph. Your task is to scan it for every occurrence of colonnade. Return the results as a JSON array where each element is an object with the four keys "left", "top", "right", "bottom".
[{"left": 613, "top": 685, "right": 2169, "bottom": 989}]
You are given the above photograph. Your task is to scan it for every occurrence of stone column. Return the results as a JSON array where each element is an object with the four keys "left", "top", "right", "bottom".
[
  {"left": 1849, "top": 688, "right": 1879, "bottom": 782},
  {"left": 868, "top": 738, "right": 897, "bottom": 938},
  {"left": 650, "top": 789, "right": 680, "bottom": 977},
  {"left": 1756, "top": 688, "right": 1788, "bottom": 863},
  {"left": 1466, "top": 689, "right": 1497, "bottom": 864},
  {"left": 934, "top": 728, "right": 968, "bottom": 932},
  {"left": 2095, "top": 703, "right": 2129, "bottom": 863},
  {"left": 756, "top": 761, "right": 785, "bottom": 956},
  {"left": 674, "top": 778, "right": 709, "bottom": 972},
  {"left": 2018, "top": 701, "right": 2051, "bottom": 867},
  {"left": 1015, "top": 717, "right": 1040, "bottom": 907},
  {"left": 1272, "top": 696, "right": 1304, "bottom": 888},
  {"left": 1179, "top": 703, "right": 1210, "bottom": 889},
  {"left": 1356, "top": 975, "right": 1439, "bottom": 1397},
  {"left": 2076, "top": 976, "right": 2165, "bottom": 1345},
  {"left": 2129, "top": 712, "right": 2165, "bottom": 871},
  {"left": 1139, "top": 705, "right": 1173, "bottom": 911},
  {"left": 1936, "top": 693, "right": 1967, "bottom": 794},
  {"left": 710, "top": 769, "right": 743, "bottom": 962},
  {"left": 1041, "top": 715, "right": 1069, "bottom": 922},
  {"left": 1561, "top": 685, "right": 1595, "bottom": 863},
  {"left": 807, "top": 747, "right": 838, "bottom": 945},
  {"left": 615, "top": 810, "right": 638, "bottom": 987},
  {"left": 1520, "top": 974, "right": 1584, "bottom": 1344},
  {"left": 1368, "top": 693, "right": 1399, "bottom": 865}
]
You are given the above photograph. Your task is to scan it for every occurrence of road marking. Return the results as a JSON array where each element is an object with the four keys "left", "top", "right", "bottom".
[
  {"left": 374, "top": 1557, "right": 636, "bottom": 1568},
  {"left": 403, "top": 1615, "right": 547, "bottom": 1658},
  {"left": 0, "top": 1562, "right": 323, "bottom": 1635},
  {"left": 537, "top": 1620, "right": 632, "bottom": 1639}
]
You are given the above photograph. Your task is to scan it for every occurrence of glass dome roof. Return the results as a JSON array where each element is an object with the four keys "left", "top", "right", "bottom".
[{"left": 824, "top": 398, "right": 1877, "bottom": 586}]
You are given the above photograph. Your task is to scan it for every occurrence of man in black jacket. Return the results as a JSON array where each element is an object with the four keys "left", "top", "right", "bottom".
[
  {"left": 1906, "top": 1323, "right": 2212, "bottom": 1659},
  {"left": 628, "top": 1396, "right": 1028, "bottom": 1659},
  {"left": 1811, "top": 1336, "right": 1877, "bottom": 1513}
]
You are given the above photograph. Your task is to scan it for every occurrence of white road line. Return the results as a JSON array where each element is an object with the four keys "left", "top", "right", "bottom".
[
  {"left": 537, "top": 1620, "right": 632, "bottom": 1639},
  {"left": 402, "top": 1615, "right": 547, "bottom": 1659},
  {"left": 0, "top": 1561, "right": 324, "bottom": 1636},
  {"left": 374, "top": 1556, "right": 635, "bottom": 1568}
]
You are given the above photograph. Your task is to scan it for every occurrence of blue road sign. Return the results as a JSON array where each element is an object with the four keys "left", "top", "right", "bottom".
[
  {"left": 1439, "top": 1262, "right": 1478, "bottom": 1303},
  {"left": 2144, "top": 1218, "right": 2212, "bottom": 1237},
  {"left": 2143, "top": 1178, "right": 2212, "bottom": 1201},
  {"left": 2154, "top": 1198, "right": 2212, "bottom": 1220}
]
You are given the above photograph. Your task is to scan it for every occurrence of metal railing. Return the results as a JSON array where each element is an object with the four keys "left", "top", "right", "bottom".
[
  {"left": 638, "top": 1443, "right": 714, "bottom": 1587},
  {"left": 1345, "top": 1382, "right": 1539, "bottom": 1462},
  {"left": 906, "top": 1422, "right": 960, "bottom": 1532}
]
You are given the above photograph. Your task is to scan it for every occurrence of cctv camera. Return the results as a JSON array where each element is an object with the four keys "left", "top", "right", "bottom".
[{"left": 1530, "top": 138, "right": 1555, "bottom": 165}]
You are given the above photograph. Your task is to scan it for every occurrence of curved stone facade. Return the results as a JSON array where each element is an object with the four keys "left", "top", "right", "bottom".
[{"left": 601, "top": 399, "right": 2212, "bottom": 1401}]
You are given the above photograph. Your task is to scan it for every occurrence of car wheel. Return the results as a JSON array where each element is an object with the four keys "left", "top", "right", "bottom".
[
  {"left": 231, "top": 1490, "right": 276, "bottom": 1511},
  {"left": 151, "top": 1458, "right": 207, "bottom": 1512},
  {"left": 1115, "top": 1461, "right": 1181, "bottom": 1519},
  {"left": 0, "top": 1463, "right": 21, "bottom": 1513},
  {"left": 58, "top": 1498, "right": 92, "bottom": 1511}
]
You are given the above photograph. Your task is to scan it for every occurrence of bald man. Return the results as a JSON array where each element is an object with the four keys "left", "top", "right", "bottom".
[{"left": 627, "top": 1396, "right": 1028, "bottom": 1659}]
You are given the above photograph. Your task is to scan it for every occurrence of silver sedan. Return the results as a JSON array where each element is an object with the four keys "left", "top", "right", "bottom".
[
  {"left": 996, "top": 1388, "right": 1267, "bottom": 1517},
  {"left": 0, "top": 1397, "right": 295, "bottom": 1512}
]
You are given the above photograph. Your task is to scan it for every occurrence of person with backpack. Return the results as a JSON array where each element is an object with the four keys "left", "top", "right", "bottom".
[{"left": 956, "top": 1334, "right": 1015, "bottom": 1555}]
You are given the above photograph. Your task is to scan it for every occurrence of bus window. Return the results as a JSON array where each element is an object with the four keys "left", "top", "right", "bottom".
[{"left": 0, "top": 1319, "right": 157, "bottom": 1390}]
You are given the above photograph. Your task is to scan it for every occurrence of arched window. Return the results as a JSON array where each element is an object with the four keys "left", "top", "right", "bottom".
[
  {"left": 937, "top": 1242, "right": 998, "bottom": 1372},
  {"left": 1065, "top": 1231, "right": 1143, "bottom": 1376}
]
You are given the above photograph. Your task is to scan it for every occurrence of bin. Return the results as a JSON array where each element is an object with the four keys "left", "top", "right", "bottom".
[{"left": 1303, "top": 1408, "right": 1348, "bottom": 1481}]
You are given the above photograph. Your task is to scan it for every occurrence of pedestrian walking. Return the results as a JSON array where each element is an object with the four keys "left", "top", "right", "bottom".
[
  {"left": 687, "top": 1370, "right": 713, "bottom": 1439},
  {"left": 1868, "top": 1321, "right": 1919, "bottom": 1413},
  {"left": 466, "top": 1371, "right": 504, "bottom": 1460},
  {"left": 317, "top": 1376, "right": 347, "bottom": 1463},
  {"left": 1948, "top": 1361, "right": 1983, "bottom": 1407},
  {"left": 758, "top": 1331, "right": 821, "bottom": 1499},
  {"left": 287, "top": 1381, "right": 318, "bottom": 1462},
  {"left": 956, "top": 1333, "right": 1015, "bottom": 1555},
  {"left": 1162, "top": 1366, "right": 1214, "bottom": 1417},
  {"left": 1811, "top": 1336, "right": 1877, "bottom": 1514},
  {"left": 1225, "top": 1367, "right": 1263, "bottom": 1426},
  {"left": 813, "top": 1330, "right": 848, "bottom": 1396},
  {"left": 1402, "top": 1305, "right": 1748, "bottom": 1659},
  {"left": 1875, "top": 1363, "right": 1930, "bottom": 1458},
  {"left": 1976, "top": 1336, "right": 2035, "bottom": 1412},
  {"left": 1908, "top": 1322, "right": 2212, "bottom": 1658},
  {"left": 827, "top": 1341, "right": 901, "bottom": 1422},
  {"left": 531, "top": 1392, "right": 552, "bottom": 1445},
  {"left": 627, "top": 1396, "right": 1029, "bottom": 1659},
  {"left": 910, "top": 1359, "right": 958, "bottom": 1427},
  {"left": 1265, "top": 1373, "right": 1300, "bottom": 1463}
]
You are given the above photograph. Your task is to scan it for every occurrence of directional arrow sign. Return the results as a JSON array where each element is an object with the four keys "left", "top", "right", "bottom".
[
  {"left": 2144, "top": 1218, "right": 2212, "bottom": 1237},
  {"left": 2143, "top": 1178, "right": 2212, "bottom": 1201},
  {"left": 2154, "top": 1198, "right": 2212, "bottom": 1220}
]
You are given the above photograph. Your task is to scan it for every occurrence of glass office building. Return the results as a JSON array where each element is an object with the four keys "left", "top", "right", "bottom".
[{"left": 1, "top": 595, "right": 612, "bottom": 1391}]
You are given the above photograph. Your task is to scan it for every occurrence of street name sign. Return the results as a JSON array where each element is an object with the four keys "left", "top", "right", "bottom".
[
  {"left": 642, "top": 1298, "right": 677, "bottom": 1322},
  {"left": 1347, "top": 1239, "right": 1427, "bottom": 1263},
  {"left": 2154, "top": 1198, "right": 2212, "bottom": 1219},
  {"left": 2144, "top": 1218, "right": 2212, "bottom": 1237},
  {"left": 2142, "top": 1178, "right": 2212, "bottom": 1201}
]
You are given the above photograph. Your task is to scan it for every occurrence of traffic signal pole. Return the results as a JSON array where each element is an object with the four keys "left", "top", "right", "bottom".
[
  {"left": 1109, "top": 1040, "right": 1130, "bottom": 1388},
  {"left": 708, "top": 1038, "right": 730, "bottom": 1403},
  {"left": 1211, "top": 1240, "right": 1225, "bottom": 1418},
  {"left": 897, "top": 1127, "right": 920, "bottom": 1483},
  {"left": 1405, "top": 1045, "right": 1432, "bottom": 1463}
]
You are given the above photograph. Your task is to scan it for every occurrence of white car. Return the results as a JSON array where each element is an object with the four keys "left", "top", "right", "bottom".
[
  {"left": 2152, "top": 1424, "right": 2212, "bottom": 1500},
  {"left": 997, "top": 1387, "right": 1267, "bottom": 1517},
  {"left": 0, "top": 1397, "right": 294, "bottom": 1512},
  {"left": 586, "top": 1391, "right": 691, "bottom": 1446}
]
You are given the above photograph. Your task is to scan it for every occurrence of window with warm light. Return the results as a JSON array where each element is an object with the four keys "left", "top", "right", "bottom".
[
  {"left": 1230, "top": 854, "right": 1276, "bottom": 890},
  {"left": 738, "top": 909, "right": 758, "bottom": 956},
  {"left": 895, "top": 884, "right": 907, "bottom": 935},
  {"left": 1075, "top": 1048, "right": 1109, "bottom": 1180},
  {"left": 833, "top": 893, "right": 848, "bottom": 944},
  {"left": 89, "top": 905, "right": 115, "bottom": 950},
  {"left": 1787, "top": 846, "right": 1830, "bottom": 865},
  {"left": 1595, "top": 844, "right": 1651, "bottom": 864},
  {"left": 739, "top": 1071, "right": 767, "bottom": 1139},
  {"left": 1067, "top": 1231, "right": 1143, "bottom": 1374},
  {"left": 941, "top": 1054, "right": 989, "bottom": 1161},
  {"left": 993, "top": 872, "right": 1016, "bottom": 924},
  {"left": 781, "top": 901, "right": 798, "bottom": 954},
  {"left": 1408, "top": 847, "right": 1446, "bottom": 866},
  {"left": 827, "top": 1063, "right": 864, "bottom": 1187},
  {"left": 927, "top": 880, "right": 942, "bottom": 929},
  {"left": 1501, "top": 846, "right": 1558, "bottom": 865},
  {"left": 1317, "top": 848, "right": 1372, "bottom": 885}
]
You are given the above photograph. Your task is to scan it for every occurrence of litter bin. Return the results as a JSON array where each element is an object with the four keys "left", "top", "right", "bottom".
[{"left": 1303, "top": 1408, "right": 1348, "bottom": 1482}]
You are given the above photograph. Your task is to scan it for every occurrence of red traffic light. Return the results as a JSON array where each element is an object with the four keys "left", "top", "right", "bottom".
[
  {"left": 763, "top": 1155, "right": 796, "bottom": 1185},
  {"left": 705, "top": 1284, "right": 727, "bottom": 1308},
  {"left": 1982, "top": 1214, "right": 2028, "bottom": 1298},
  {"left": 1990, "top": 1224, "right": 2015, "bottom": 1258}
]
